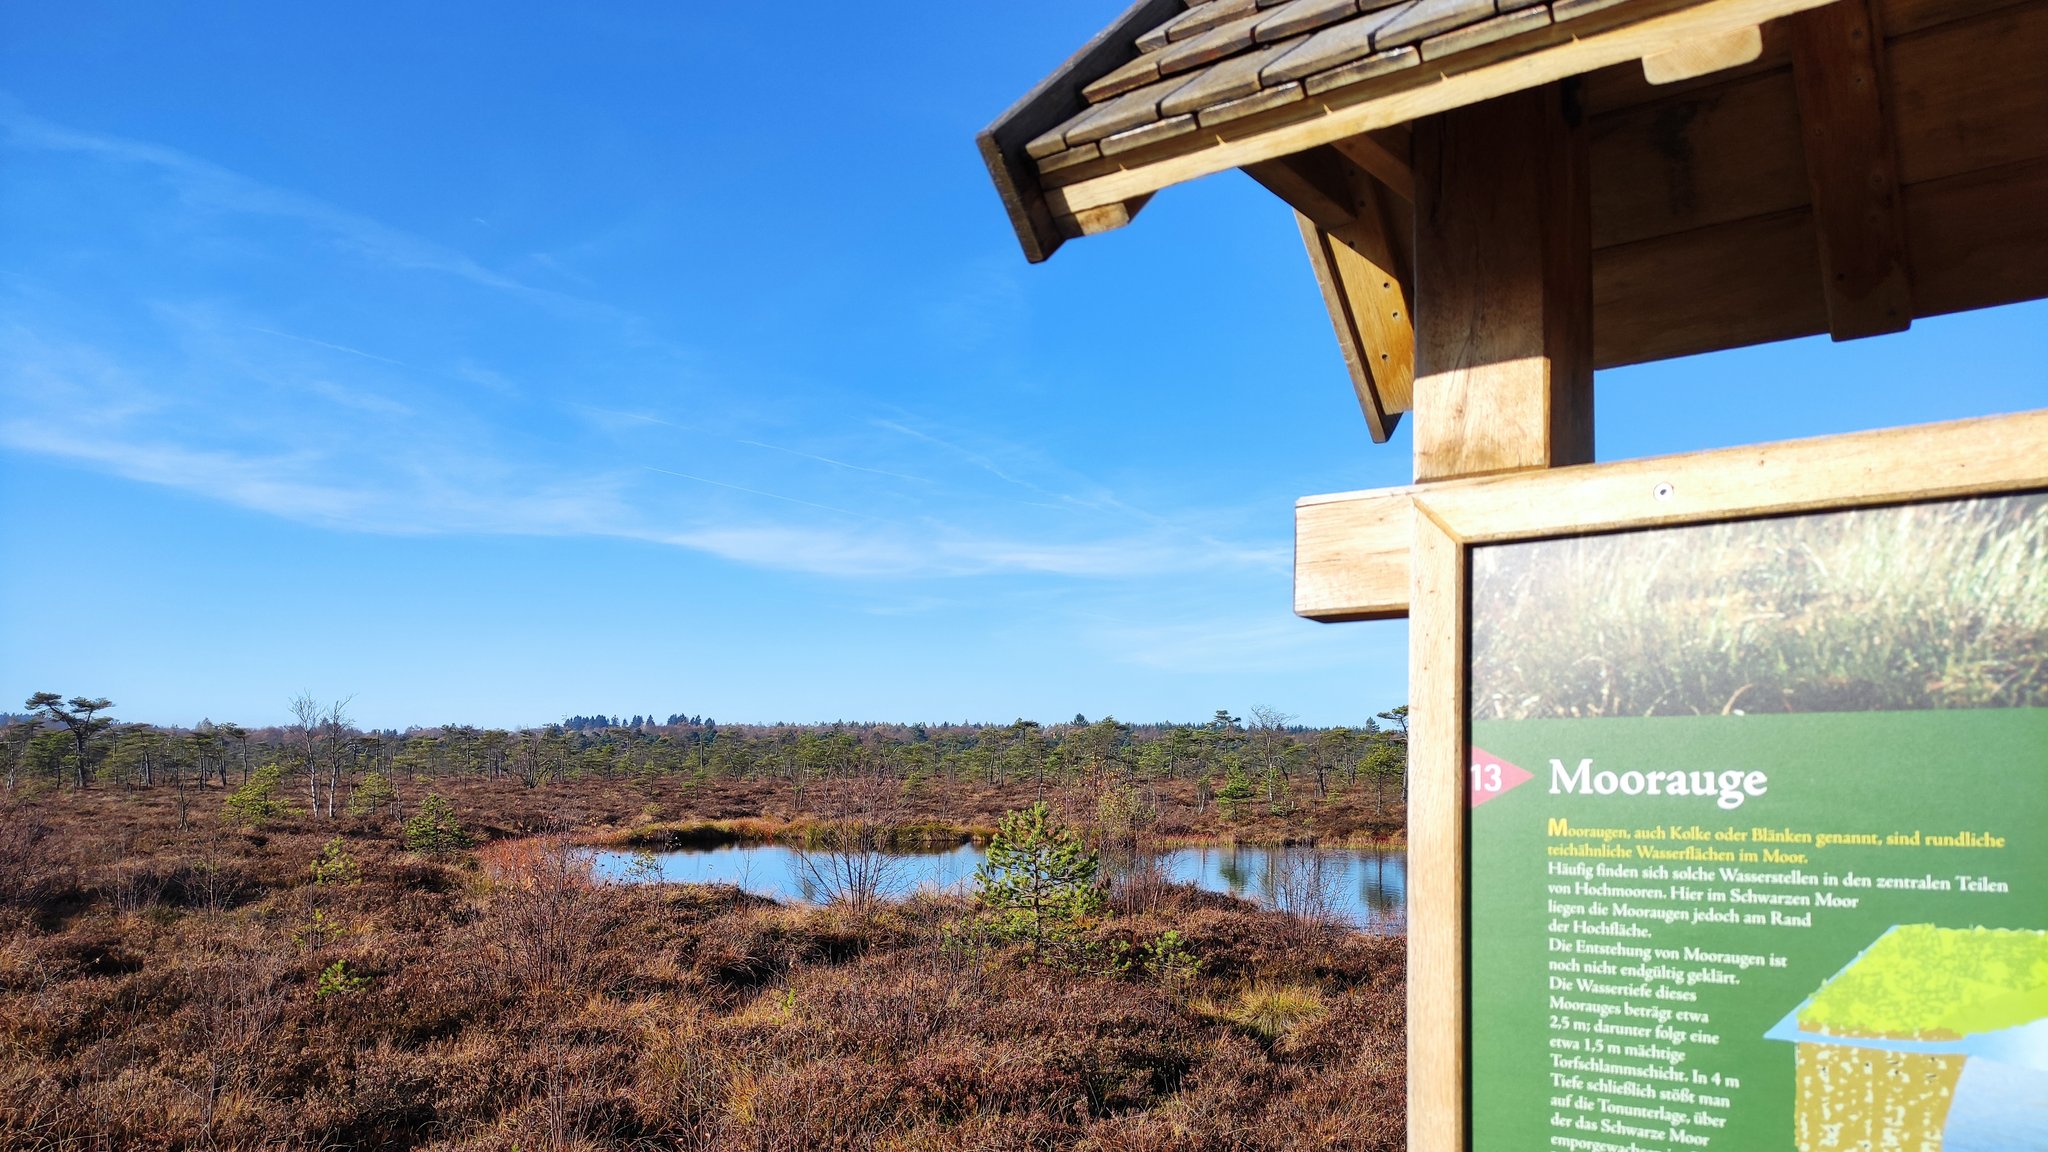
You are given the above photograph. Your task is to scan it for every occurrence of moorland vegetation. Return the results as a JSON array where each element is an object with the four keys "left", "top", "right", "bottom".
[{"left": 0, "top": 696, "right": 1409, "bottom": 1151}]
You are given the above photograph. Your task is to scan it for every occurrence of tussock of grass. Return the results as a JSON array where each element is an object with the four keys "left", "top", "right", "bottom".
[
  {"left": 1473, "top": 493, "right": 2048, "bottom": 718},
  {"left": 1210, "top": 982, "right": 1328, "bottom": 1043}
]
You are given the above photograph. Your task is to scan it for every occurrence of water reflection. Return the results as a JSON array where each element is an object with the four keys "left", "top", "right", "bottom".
[{"left": 594, "top": 841, "right": 1406, "bottom": 933}]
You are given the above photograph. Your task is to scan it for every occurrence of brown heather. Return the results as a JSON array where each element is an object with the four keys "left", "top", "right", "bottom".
[{"left": 0, "top": 777, "right": 1404, "bottom": 1151}]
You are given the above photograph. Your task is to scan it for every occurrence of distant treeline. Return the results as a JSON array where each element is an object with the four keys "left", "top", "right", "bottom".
[{"left": 4, "top": 695, "right": 1409, "bottom": 817}]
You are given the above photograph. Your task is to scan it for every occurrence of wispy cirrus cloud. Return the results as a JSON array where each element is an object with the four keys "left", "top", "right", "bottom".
[
  {"left": 1, "top": 103, "right": 1291, "bottom": 587},
  {"left": 1, "top": 101, "right": 530, "bottom": 294},
  {"left": 1, "top": 318, "right": 1285, "bottom": 581}
]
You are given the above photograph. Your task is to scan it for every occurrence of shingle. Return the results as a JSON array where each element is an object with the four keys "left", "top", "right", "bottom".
[
  {"left": 1301, "top": 44, "right": 1420, "bottom": 94},
  {"left": 1083, "top": 53, "right": 1164, "bottom": 104},
  {"left": 1552, "top": 0, "right": 1634, "bottom": 22},
  {"left": 1373, "top": 0, "right": 1496, "bottom": 48},
  {"left": 1155, "top": 7, "right": 1270, "bottom": 74},
  {"left": 1099, "top": 114, "right": 1201, "bottom": 156},
  {"left": 1196, "top": 79, "right": 1307, "bottom": 126},
  {"left": 1161, "top": 37, "right": 1303, "bottom": 115},
  {"left": 1026, "top": 122, "right": 1074, "bottom": 160},
  {"left": 1061, "top": 72, "right": 1197, "bottom": 146},
  {"left": 1135, "top": 9, "right": 1187, "bottom": 52},
  {"left": 1262, "top": 5, "right": 1414, "bottom": 83},
  {"left": 1254, "top": 0, "right": 1361, "bottom": 43},
  {"left": 1419, "top": 4, "right": 1551, "bottom": 59},
  {"left": 1165, "top": 0, "right": 1263, "bottom": 40},
  {"left": 1038, "top": 141, "right": 1103, "bottom": 175}
]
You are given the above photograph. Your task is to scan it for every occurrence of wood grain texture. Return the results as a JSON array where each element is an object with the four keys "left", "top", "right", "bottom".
[
  {"left": 977, "top": 0, "right": 1184, "bottom": 262},
  {"left": 1254, "top": 148, "right": 1414, "bottom": 441},
  {"left": 1332, "top": 127, "right": 1416, "bottom": 199},
  {"left": 1264, "top": 3, "right": 1406, "bottom": 79},
  {"left": 1588, "top": 67, "right": 1807, "bottom": 248},
  {"left": 1412, "top": 84, "right": 1594, "bottom": 481},
  {"left": 1054, "top": 194, "right": 1155, "bottom": 239},
  {"left": 1581, "top": 17, "right": 1791, "bottom": 112},
  {"left": 1789, "top": 0, "right": 1913, "bottom": 339},
  {"left": 1162, "top": 37, "right": 1303, "bottom": 116},
  {"left": 1876, "top": 0, "right": 2031, "bottom": 36},
  {"left": 1296, "top": 408, "right": 2048, "bottom": 548},
  {"left": 1592, "top": 206, "right": 1825, "bottom": 366},
  {"left": 1298, "top": 199, "right": 1415, "bottom": 443},
  {"left": 1293, "top": 482, "right": 1412, "bottom": 617},
  {"left": 1040, "top": 0, "right": 1839, "bottom": 218},
  {"left": 1887, "top": 0, "right": 2048, "bottom": 185},
  {"left": 1294, "top": 409, "right": 2048, "bottom": 622},
  {"left": 1405, "top": 509, "right": 1467, "bottom": 1152},
  {"left": 1903, "top": 155, "right": 2048, "bottom": 320}
]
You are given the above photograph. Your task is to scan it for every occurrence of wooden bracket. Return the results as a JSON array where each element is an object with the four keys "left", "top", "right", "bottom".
[
  {"left": 1331, "top": 128, "right": 1416, "bottom": 203},
  {"left": 1247, "top": 146, "right": 1416, "bottom": 443},
  {"left": 1788, "top": 0, "right": 1913, "bottom": 339}
]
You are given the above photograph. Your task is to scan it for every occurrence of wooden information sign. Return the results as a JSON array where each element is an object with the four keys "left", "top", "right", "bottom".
[
  {"left": 1467, "top": 494, "right": 2046, "bottom": 1150},
  {"left": 1384, "top": 413, "right": 2048, "bottom": 1151}
]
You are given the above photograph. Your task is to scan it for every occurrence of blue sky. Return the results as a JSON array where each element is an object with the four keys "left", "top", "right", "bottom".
[{"left": 2, "top": 2, "right": 2043, "bottom": 730}]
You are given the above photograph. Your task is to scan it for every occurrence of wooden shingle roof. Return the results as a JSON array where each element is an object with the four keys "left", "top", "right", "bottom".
[
  {"left": 978, "top": 0, "right": 1834, "bottom": 263},
  {"left": 1024, "top": 0, "right": 1578, "bottom": 172}
]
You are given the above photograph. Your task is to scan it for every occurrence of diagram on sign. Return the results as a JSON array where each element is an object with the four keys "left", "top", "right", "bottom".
[{"left": 1767, "top": 925, "right": 2048, "bottom": 1151}]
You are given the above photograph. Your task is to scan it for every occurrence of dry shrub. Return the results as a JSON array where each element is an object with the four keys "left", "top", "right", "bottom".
[
  {"left": 476, "top": 829, "right": 607, "bottom": 995},
  {"left": 1107, "top": 853, "right": 1174, "bottom": 916},
  {"left": 1266, "top": 848, "right": 1348, "bottom": 946},
  {"left": 0, "top": 808, "right": 55, "bottom": 910}
]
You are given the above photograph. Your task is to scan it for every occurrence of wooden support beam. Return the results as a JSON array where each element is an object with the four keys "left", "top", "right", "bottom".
[
  {"left": 1405, "top": 508, "right": 1466, "bottom": 1152},
  {"left": 1296, "top": 410, "right": 2048, "bottom": 617},
  {"left": 1294, "top": 487, "right": 1412, "bottom": 619},
  {"left": 1293, "top": 407, "right": 2048, "bottom": 620},
  {"left": 1641, "top": 24, "right": 1764, "bottom": 83},
  {"left": 1249, "top": 147, "right": 1416, "bottom": 443},
  {"left": 1789, "top": 0, "right": 1913, "bottom": 338},
  {"left": 1412, "top": 83, "right": 1594, "bottom": 482}
]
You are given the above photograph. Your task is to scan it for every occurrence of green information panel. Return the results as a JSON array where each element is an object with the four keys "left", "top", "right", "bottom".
[{"left": 1469, "top": 493, "right": 2048, "bottom": 1152}]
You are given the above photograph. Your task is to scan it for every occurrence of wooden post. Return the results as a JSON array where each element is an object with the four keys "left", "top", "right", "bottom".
[
  {"left": 1407, "top": 81, "right": 1595, "bottom": 1152},
  {"left": 1411, "top": 84, "right": 1594, "bottom": 482}
]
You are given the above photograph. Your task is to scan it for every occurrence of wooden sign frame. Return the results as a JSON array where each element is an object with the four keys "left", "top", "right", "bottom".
[{"left": 1297, "top": 408, "right": 2048, "bottom": 1152}]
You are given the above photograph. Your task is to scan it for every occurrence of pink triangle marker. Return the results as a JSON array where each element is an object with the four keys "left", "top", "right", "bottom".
[{"left": 1469, "top": 748, "right": 1534, "bottom": 807}]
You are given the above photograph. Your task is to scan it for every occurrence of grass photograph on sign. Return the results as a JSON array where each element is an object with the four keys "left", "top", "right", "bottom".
[{"left": 1471, "top": 492, "right": 2048, "bottom": 719}]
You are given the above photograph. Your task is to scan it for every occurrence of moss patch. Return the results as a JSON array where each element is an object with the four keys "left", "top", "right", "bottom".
[{"left": 1799, "top": 925, "right": 2048, "bottom": 1039}]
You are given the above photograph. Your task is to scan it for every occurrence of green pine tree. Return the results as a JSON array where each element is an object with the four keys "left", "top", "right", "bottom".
[
  {"left": 402, "top": 793, "right": 472, "bottom": 857},
  {"left": 224, "top": 764, "right": 291, "bottom": 825},
  {"left": 975, "top": 801, "right": 1103, "bottom": 958}
]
